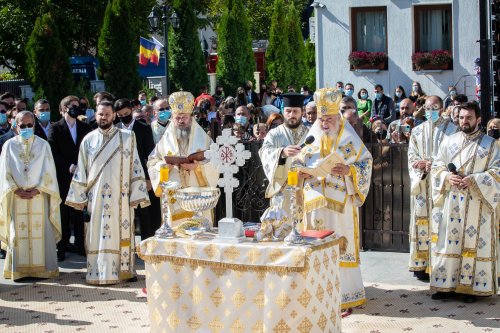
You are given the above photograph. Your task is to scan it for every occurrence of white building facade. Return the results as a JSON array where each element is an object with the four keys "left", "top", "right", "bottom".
[{"left": 314, "top": 0, "right": 480, "bottom": 99}]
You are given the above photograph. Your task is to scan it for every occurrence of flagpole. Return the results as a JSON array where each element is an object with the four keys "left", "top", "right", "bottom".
[{"left": 162, "top": 5, "right": 169, "bottom": 96}]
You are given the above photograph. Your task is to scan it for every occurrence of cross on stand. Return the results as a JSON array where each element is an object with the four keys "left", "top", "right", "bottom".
[{"left": 204, "top": 128, "right": 251, "bottom": 241}]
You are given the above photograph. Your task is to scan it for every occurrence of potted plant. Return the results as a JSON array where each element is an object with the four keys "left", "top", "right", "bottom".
[
  {"left": 412, "top": 50, "right": 452, "bottom": 70},
  {"left": 348, "top": 51, "right": 387, "bottom": 70}
]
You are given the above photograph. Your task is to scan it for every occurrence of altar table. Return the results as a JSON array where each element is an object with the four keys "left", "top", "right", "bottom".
[{"left": 139, "top": 236, "right": 346, "bottom": 333}]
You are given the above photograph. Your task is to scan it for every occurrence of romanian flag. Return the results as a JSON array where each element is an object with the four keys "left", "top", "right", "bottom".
[
  {"left": 150, "top": 37, "right": 163, "bottom": 66},
  {"left": 139, "top": 37, "right": 155, "bottom": 66}
]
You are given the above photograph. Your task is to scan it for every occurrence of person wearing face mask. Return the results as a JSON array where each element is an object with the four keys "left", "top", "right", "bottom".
[
  {"left": 151, "top": 98, "right": 172, "bottom": 144},
  {"left": 195, "top": 86, "right": 216, "bottom": 108},
  {"left": 336, "top": 81, "right": 345, "bottom": 96},
  {"left": 301, "top": 85, "right": 313, "bottom": 105},
  {"left": 272, "top": 87, "right": 284, "bottom": 112},
  {"left": 244, "top": 80, "right": 260, "bottom": 107},
  {"left": 486, "top": 118, "right": 500, "bottom": 140},
  {"left": 138, "top": 90, "right": 148, "bottom": 106},
  {"left": 33, "top": 99, "right": 52, "bottom": 140},
  {"left": 393, "top": 86, "right": 407, "bottom": 116},
  {"left": 407, "top": 95, "right": 457, "bottom": 282},
  {"left": 356, "top": 88, "right": 372, "bottom": 127},
  {"left": 0, "top": 111, "right": 62, "bottom": 280},
  {"left": 114, "top": 98, "right": 160, "bottom": 240},
  {"left": 234, "top": 105, "right": 253, "bottom": 140},
  {"left": 409, "top": 81, "right": 426, "bottom": 103},
  {"left": 212, "top": 85, "right": 225, "bottom": 107},
  {"left": 344, "top": 83, "right": 355, "bottom": 99},
  {"left": 444, "top": 86, "right": 457, "bottom": 109},
  {"left": 235, "top": 86, "right": 248, "bottom": 108},
  {"left": 47, "top": 95, "right": 92, "bottom": 261},
  {"left": 371, "top": 84, "right": 396, "bottom": 125},
  {"left": 0, "top": 107, "right": 19, "bottom": 155}
]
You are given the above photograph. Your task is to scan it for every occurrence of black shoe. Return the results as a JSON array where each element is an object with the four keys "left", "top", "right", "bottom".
[
  {"left": 57, "top": 251, "right": 65, "bottom": 262},
  {"left": 127, "top": 276, "right": 138, "bottom": 282},
  {"left": 463, "top": 295, "right": 476, "bottom": 303},
  {"left": 414, "top": 271, "right": 430, "bottom": 281},
  {"left": 0, "top": 249, "right": 6, "bottom": 259},
  {"left": 431, "top": 292, "right": 452, "bottom": 300}
]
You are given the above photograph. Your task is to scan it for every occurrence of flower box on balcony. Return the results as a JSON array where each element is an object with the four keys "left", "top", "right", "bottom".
[
  {"left": 412, "top": 50, "right": 452, "bottom": 71},
  {"left": 348, "top": 51, "right": 388, "bottom": 71}
]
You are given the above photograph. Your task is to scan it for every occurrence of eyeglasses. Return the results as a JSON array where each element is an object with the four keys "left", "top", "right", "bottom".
[
  {"left": 424, "top": 105, "right": 441, "bottom": 111},
  {"left": 19, "top": 123, "right": 34, "bottom": 129},
  {"left": 158, "top": 107, "right": 170, "bottom": 112}
]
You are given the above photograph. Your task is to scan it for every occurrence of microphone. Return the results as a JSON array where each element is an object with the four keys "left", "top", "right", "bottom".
[
  {"left": 300, "top": 136, "right": 315, "bottom": 148},
  {"left": 447, "top": 163, "right": 458, "bottom": 175}
]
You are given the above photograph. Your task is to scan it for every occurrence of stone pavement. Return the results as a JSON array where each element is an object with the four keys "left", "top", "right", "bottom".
[{"left": 0, "top": 248, "right": 499, "bottom": 332}]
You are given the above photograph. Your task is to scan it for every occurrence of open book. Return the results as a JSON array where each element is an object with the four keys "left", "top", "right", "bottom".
[
  {"left": 164, "top": 150, "right": 206, "bottom": 167},
  {"left": 296, "top": 151, "right": 344, "bottom": 178}
]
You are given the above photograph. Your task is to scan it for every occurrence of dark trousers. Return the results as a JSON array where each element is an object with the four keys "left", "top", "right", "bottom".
[
  {"left": 136, "top": 190, "right": 162, "bottom": 240},
  {"left": 57, "top": 203, "right": 84, "bottom": 253}
]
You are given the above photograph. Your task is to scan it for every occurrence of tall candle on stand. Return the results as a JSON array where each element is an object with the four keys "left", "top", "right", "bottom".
[
  {"left": 160, "top": 164, "right": 169, "bottom": 182},
  {"left": 288, "top": 169, "right": 298, "bottom": 186}
]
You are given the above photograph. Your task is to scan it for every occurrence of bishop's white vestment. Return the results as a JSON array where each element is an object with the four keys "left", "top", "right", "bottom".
[
  {"left": 0, "top": 135, "right": 61, "bottom": 280},
  {"left": 66, "top": 127, "right": 150, "bottom": 285}
]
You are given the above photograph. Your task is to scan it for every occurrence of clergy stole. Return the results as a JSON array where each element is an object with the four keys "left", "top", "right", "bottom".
[
  {"left": 407, "top": 119, "right": 457, "bottom": 270},
  {"left": 147, "top": 121, "right": 218, "bottom": 227},
  {"left": 66, "top": 127, "right": 150, "bottom": 284},
  {"left": 431, "top": 131, "right": 500, "bottom": 295}
]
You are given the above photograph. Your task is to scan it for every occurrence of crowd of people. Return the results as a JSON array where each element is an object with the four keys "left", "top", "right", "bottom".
[{"left": 0, "top": 78, "right": 498, "bottom": 311}]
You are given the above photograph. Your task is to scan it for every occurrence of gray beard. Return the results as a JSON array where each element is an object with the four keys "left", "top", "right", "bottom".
[{"left": 176, "top": 127, "right": 191, "bottom": 140}]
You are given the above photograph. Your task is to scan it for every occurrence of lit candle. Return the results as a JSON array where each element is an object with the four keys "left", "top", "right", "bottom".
[
  {"left": 159, "top": 164, "right": 169, "bottom": 182},
  {"left": 288, "top": 169, "right": 298, "bottom": 186}
]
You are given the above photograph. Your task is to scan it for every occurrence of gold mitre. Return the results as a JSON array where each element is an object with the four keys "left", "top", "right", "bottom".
[
  {"left": 314, "top": 88, "right": 341, "bottom": 116},
  {"left": 168, "top": 91, "right": 195, "bottom": 115}
]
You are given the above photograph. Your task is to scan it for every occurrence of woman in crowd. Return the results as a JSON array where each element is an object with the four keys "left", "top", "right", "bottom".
[
  {"left": 486, "top": 118, "right": 500, "bottom": 140},
  {"left": 409, "top": 81, "right": 425, "bottom": 103},
  {"left": 357, "top": 88, "right": 372, "bottom": 127},
  {"left": 265, "top": 112, "right": 284, "bottom": 131},
  {"left": 393, "top": 86, "right": 407, "bottom": 117}
]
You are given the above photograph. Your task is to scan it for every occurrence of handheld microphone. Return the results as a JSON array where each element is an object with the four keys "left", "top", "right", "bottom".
[
  {"left": 447, "top": 163, "right": 458, "bottom": 175},
  {"left": 299, "top": 136, "right": 315, "bottom": 148}
]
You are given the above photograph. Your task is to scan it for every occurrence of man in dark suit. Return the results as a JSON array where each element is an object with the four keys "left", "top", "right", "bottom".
[
  {"left": 114, "top": 98, "right": 161, "bottom": 239},
  {"left": 371, "top": 84, "right": 396, "bottom": 125},
  {"left": 48, "top": 95, "right": 92, "bottom": 261},
  {"left": 34, "top": 99, "right": 51, "bottom": 140}
]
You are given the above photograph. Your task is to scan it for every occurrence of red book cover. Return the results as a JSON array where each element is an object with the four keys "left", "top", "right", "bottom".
[{"left": 300, "top": 230, "right": 334, "bottom": 239}]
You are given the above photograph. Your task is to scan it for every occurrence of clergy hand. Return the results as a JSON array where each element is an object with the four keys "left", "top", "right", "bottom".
[
  {"left": 459, "top": 176, "right": 472, "bottom": 190},
  {"left": 425, "top": 160, "right": 432, "bottom": 172},
  {"left": 298, "top": 171, "right": 312, "bottom": 180},
  {"left": 14, "top": 188, "right": 40, "bottom": 199},
  {"left": 447, "top": 174, "right": 463, "bottom": 187},
  {"left": 180, "top": 161, "right": 199, "bottom": 171},
  {"left": 331, "top": 163, "right": 350, "bottom": 176},
  {"left": 412, "top": 160, "right": 427, "bottom": 170},
  {"left": 282, "top": 145, "right": 302, "bottom": 158}
]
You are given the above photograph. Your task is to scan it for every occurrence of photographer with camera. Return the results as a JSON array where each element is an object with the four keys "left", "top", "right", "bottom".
[{"left": 386, "top": 98, "right": 422, "bottom": 144}]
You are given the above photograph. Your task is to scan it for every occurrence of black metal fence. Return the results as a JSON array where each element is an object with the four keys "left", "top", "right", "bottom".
[
  {"left": 212, "top": 140, "right": 411, "bottom": 253},
  {"left": 0, "top": 79, "right": 27, "bottom": 97}
]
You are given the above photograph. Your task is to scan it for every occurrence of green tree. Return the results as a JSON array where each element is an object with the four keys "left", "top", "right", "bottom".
[
  {"left": 98, "top": 0, "right": 140, "bottom": 98},
  {"left": 304, "top": 37, "right": 316, "bottom": 90},
  {"left": 266, "top": 0, "right": 290, "bottom": 87},
  {"left": 216, "top": 0, "right": 256, "bottom": 95},
  {"left": 285, "top": 2, "right": 306, "bottom": 88},
  {"left": 169, "top": 0, "right": 207, "bottom": 94},
  {"left": 25, "top": 12, "right": 73, "bottom": 118}
]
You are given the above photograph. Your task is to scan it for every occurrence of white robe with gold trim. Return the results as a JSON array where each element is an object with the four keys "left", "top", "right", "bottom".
[
  {"left": 431, "top": 131, "right": 499, "bottom": 295},
  {"left": 147, "top": 121, "right": 218, "bottom": 227},
  {"left": 66, "top": 127, "right": 150, "bottom": 285},
  {"left": 407, "top": 119, "right": 457, "bottom": 272},
  {"left": 301, "top": 120, "right": 372, "bottom": 309},
  {"left": 0, "top": 135, "right": 61, "bottom": 280}
]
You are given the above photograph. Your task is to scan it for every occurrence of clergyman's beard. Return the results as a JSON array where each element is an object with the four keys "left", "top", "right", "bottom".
[
  {"left": 460, "top": 124, "right": 477, "bottom": 134},
  {"left": 176, "top": 127, "right": 191, "bottom": 140},
  {"left": 98, "top": 121, "right": 112, "bottom": 130},
  {"left": 285, "top": 118, "right": 301, "bottom": 129},
  {"left": 323, "top": 122, "right": 340, "bottom": 137}
]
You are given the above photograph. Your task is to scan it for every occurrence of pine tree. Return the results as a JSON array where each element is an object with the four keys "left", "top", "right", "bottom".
[
  {"left": 169, "top": 0, "right": 207, "bottom": 94},
  {"left": 97, "top": 0, "right": 140, "bottom": 98},
  {"left": 285, "top": 2, "right": 306, "bottom": 88},
  {"left": 304, "top": 37, "right": 316, "bottom": 90},
  {"left": 216, "top": 0, "right": 256, "bottom": 95},
  {"left": 266, "top": 0, "right": 290, "bottom": 87},
  {"left": 25, "top": 12, "right": 73, "bottom": 119}
]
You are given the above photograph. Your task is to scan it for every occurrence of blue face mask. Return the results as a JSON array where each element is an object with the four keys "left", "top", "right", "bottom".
[
  {"left": 0, "top": 113, "right": 7, "bottom": 125},
  {"left": 158, "top": 110, "right": 171, "bottom": 122},
  {"left": 11, "top": 120, "right": 16, "bottom": 129},
  {"left": 345, "top": 89, "right": 354, "bottom": 97},
  {"left": 19, "top": 128, "right": 34, "bottom": 140},
  {"left": 360, "top": 93, "right": 368, "bottom": 100},
  {"left": 395, "top": 92, "right": 402, "bottom": 98},
  {"left": 86, "top": 109, "right": 95, "bottom": 119},
  {"left": 425, "top": 110, "right": 440, "bottom": 122},
  {"left": 140, "top": 100, "right": 147, "bottom": 106},
  {"left": 235, "top": 115, "right": 247, "bottom": 126},
  {"left": 38, "top": 111, "right": 51, "bottom": 122},
  {"left": 337, "top": 88, "right": 344, "bottom": 94},
  {"left": 374, "top": 92, "right": 382, "bottom": 100}
]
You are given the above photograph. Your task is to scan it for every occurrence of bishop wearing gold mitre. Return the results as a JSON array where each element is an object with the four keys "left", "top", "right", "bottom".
[
  {"left": 0, "top": 111, "right": 61, "bottom": 280},
  {"left": 147, "top": 91, "right": 218, "bottom": 227}
]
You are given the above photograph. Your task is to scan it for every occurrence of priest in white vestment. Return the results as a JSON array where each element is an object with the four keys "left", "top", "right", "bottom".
[
  {"left": 0, "top": 111, "right": 61, "bottom": 280},
  {"left": 430, "top": 102, "right": 499, "bottom": 303},
  {"left": 300, "top": 88, "right": 373, "bottom": 311},
  {"left": 147, "top": 91, "right": 218, "bottom": 228},
  {"left": 407, "top": 96, "right": 457, "bottom": 279},
  {"left": 259, "top": 93, "right": 309, "bottom": 212},
  {"left": 66, "top": 101, "right": 150, "bottom": 285}
]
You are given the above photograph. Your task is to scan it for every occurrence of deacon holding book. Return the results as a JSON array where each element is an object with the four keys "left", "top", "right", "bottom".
[
  {"left": 300, "top": 88, "right": 373, "bottom": 314},
  {"left": 65, "top": 101, "right": 150, "bottom": 285},
  {"left": 259, "top": 93, "right": 309, "bottom": 211},
  {"left": 147, "top": 91, "right": 218, "bottom": 227}
]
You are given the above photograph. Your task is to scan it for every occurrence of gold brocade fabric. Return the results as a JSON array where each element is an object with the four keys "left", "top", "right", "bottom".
[{"left": 139, "top": 237, "right": 344, "bottom": 333}]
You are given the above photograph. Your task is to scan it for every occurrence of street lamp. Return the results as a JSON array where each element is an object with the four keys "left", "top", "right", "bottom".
[{"left": 148, "top": 5, "right": 179, "bottom": 95}]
